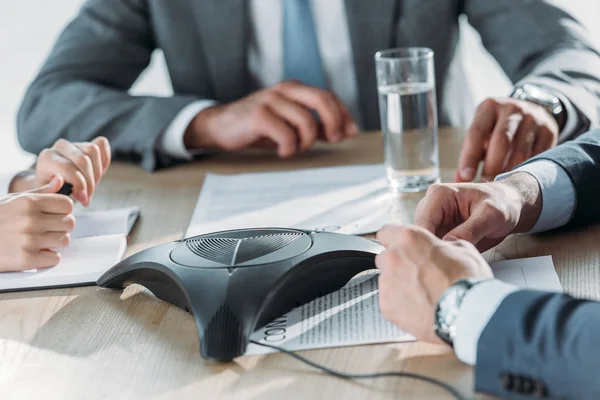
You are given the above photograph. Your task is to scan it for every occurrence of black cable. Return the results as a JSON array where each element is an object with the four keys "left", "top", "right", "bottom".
[{"left": 249, "top": 340, "right": 467, "bottom": 400}]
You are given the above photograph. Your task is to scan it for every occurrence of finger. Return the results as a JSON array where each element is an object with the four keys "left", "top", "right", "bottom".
[
  {"left": 276, "top": 82, "right": 344, "bottom": 143},
  {"left": 266, "top": 93, "right": 318, "bottom": 151},
  {"left": 74, "top": 142, "right": 103, "bottom": 185},
  {"left": 251, "top": 138, "right": 278, "bottom": 149},
  {"left": 331, "top": 95, "right": 358, "bottom": 137},
  {"left": 375, "top": 248, "right": 402, "bottom": 273},
  {"left": 92, "top": 137, "right": 112, "bottom": 174},
  {"left": 413, "top": 184, "right": 457, "bottom": 237},
  {"left": 27, "top": 250, "right": 61, "bottom": 270},
  {"left": 253, "top": 107, "right": 298, "bottom": 157},
  {"left": 22, "top": 233, "right": 71, "bottom": 251},
  {"left": 52, "top": 139, "right": 95, "bottom": 204},
  {"left": 442, "top": 206, "right": 499, "bottom": 245},
  {"left": 16, "top": 174, "right": 65, "bottom": 196},
  {"left": 35, "top": 194, "right": 75, "bottom": 215},
  {"left": 44, "top": 151, "right": 88, "bottom": 205},
  {"left": 414, "top": 197, "right": 444, "bottom": 237},
  {"left": 504, "top": 117, "right": 537, "bottom": 171},
  {"left": 532, "top": 129, "right": 557, "bottom": 156},
  {"left": 35, "top": 213, "right": 76, "bottom": 233},
  {"left": 482, "top": 110, "right": 521, "bottom": 181},
  {"left": 458, "top": 100, "right": 497, "bottom": 182},
  {"left": 376, "top": 224, "right": 408, "bottom": 247}
]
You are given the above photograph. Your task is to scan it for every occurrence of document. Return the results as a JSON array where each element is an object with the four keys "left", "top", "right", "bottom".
[
  {"left": 245, "top": 256, "right": 562, "bottom": 355},
  {"left": 70, "top": 206, "right": 139, "bottom": 239},
  {"left": 0, "top": 207, "right": 140, "bottom": 292},
  {"left": 185, "top": 164, "right": 390, "bottom": 238}
]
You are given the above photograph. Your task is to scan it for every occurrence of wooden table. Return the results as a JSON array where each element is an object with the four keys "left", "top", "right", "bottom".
[{"left": 1, "top": 129, "right": 599, "bottom": 400}]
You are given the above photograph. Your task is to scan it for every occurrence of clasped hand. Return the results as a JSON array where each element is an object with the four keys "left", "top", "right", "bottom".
[{"left": 1, "top": 137, "right": 111, "bottom": 272}]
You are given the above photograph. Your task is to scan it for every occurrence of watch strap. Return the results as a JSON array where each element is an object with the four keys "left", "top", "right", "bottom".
[
  {"left": 510, "top": 84, "right": 567, "bottom": 131},
  {"left": 434, "top": 277, "right": 488, "bottom": 347}
]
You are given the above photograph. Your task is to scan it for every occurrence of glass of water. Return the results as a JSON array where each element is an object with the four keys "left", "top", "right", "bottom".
[{"left": 375, "top": 48, "right": 440, "bottom": 193}]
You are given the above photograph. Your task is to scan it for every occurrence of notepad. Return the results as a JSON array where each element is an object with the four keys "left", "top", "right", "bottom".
[
  {"left": 0, "top": 207, "right": 140, "bottom": 292},
  {"left": 245, "top": 256, "right": 562, "bottom": 355}
]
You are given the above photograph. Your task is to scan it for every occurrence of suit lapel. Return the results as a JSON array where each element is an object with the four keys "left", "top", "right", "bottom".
[
  {"left": 191, "top": 0, "right": 250, "bottom": 102},
  {"left": 345, "top": 0, "right": 399, "bottom": 130}
]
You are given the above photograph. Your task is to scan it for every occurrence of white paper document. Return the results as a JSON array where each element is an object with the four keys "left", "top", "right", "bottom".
[
  {"left": 185, "top": 164, "right": 390, "bottom": 238},
  {"left": 245, "top": 255, "right": 562, "bottom": 355},
  {"left": 0, "top": 207, "right": 139, "bottom": 292},
  {"left": 71, "top": 206, "right": 140, "bottom": 239}
]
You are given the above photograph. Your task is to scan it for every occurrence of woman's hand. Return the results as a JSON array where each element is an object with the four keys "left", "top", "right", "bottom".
[
  {"left": 0, "top": 176, "right": 75, "bottom": 272},
  {"left": 10, "top": 137, "right": 111, "bottom": 206}
]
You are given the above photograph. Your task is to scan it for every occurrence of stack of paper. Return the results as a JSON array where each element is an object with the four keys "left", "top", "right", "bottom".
[
  {"left": 0, "top": 206, "right": 139, "bottom": 292},
  {"left": 186, "top": 164, "right": 390, "bottom": 238},
  {"left": 245, "top": 256, "right": 562, "bottom": 354}
]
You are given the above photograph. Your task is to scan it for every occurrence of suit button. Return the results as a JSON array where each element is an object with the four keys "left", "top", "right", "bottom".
[
  {"left": 533, "top": 379, "right": 548, "bottom": 397},
  {"left": 518, "top": 377, "right": 535, "bottom": 394},
  {"left": 500, "top": 372, "right": 515, "bottom": 391}
]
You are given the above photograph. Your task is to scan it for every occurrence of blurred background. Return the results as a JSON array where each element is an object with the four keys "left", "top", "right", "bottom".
[{"left": 1, "top": 0, "right": 599, "bottom": 171}]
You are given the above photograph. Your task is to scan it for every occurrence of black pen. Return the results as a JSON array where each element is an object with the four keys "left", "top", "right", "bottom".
[{"left": 57, "top": 183, "right": 73, "bottom": 196}]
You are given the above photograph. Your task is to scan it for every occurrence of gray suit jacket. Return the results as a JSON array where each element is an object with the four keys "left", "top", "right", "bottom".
[
  {"left": 17, "top": 0, "right": 600, "bottom": 171},
  {"left": 475, "top": 130, "right": 600, "bottom": 399}
]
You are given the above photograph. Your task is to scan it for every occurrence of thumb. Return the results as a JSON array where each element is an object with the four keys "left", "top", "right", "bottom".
[
  {"left": 30, "top": 174, "right": 65, "bottom": 194},
  {"left": 442, "top": 208, "right": 495, "bottom": 245}
]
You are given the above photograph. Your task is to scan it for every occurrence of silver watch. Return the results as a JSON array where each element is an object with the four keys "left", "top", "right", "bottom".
[
  {"left": 434, "top": 277, "right": 487, "bottom": 347},
  {"left": 510, "top": 83, "right": 566, "bottom": 130}
]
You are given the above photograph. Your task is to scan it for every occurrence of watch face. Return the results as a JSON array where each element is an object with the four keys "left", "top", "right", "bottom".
[
  {"left": 437, "top": 287, "right": 463, "bottom": 331},
  {"left": 517, "top": 84, "right": 563, "bottom": 112}
]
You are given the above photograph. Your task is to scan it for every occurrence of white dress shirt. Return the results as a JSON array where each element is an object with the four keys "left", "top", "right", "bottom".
[
  {"left": 159, "top": 0, "right": 359, "bottom": 160},
  {"left": 454, "top": 159, "right": 577, "bottom": 365}
]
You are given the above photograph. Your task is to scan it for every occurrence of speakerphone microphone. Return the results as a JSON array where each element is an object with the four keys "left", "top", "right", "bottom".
[{"left": 97, "top": 228, "right": 382, "bottom": 361}]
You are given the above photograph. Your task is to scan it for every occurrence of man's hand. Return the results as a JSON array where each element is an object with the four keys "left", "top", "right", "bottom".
[
  {"left": 375, "top": 224, "right": 493, "bottom": 344},
  {"left": 457, "top": 98, "right": 558, "bottom": 182},
  {"left": 184, "top": 81, "right": 358, "bottom": 157},
  {"left": 414, "top": 172, "right": 543, "bottom": 252},
  {"left": 10, "top": 137, "right": 112, "bottom": 206},
  {"left": 0, "top": 176, "right": 75, "bottom": 272}
]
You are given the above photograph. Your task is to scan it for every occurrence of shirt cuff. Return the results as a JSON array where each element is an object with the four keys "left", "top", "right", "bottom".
[
  {"left": 157, "top": 100, "right": 217, "bottom": 160},
  {"left": 454, "top": 280, "right": 518, "bottom": 366},
  {"left": 554, "top": 91, "right": 578, "bottom": 141},
  {"left": 495, "top": 160, "right": 576, "bottom": 233}
]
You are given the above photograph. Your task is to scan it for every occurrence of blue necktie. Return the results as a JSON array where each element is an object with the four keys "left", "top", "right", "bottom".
[{"left": 283, "top": 0, "right": 327, "bottom": 88}]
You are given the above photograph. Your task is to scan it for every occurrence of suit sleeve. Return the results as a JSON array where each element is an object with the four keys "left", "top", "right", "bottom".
[
  {"left": 464, "top": 0, "right": 600, "bottom": 140},
  {"left": 520, "top": 128, "right": 600, "bottom": 229},
  {"left": 16, "top": 0, "right": 200, "bottom": 171},
  {"left": 475, "top": 290, "right": 600, "bottom": 399}
]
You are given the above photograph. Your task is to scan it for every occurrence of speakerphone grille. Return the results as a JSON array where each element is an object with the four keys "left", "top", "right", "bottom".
[
  {"left": 185, "top": 232, "right": 301, "bottom": 266},
  {"left": 186, "top": 237, "right": 238, "bottom": 265},
  {"left": 235, "top": 233, "right": 300, "bottom": 264}
]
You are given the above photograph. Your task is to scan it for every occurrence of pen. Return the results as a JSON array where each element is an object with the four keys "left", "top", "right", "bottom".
[{"left": 57, "top": 183, "right": 73, "bottom": 196}]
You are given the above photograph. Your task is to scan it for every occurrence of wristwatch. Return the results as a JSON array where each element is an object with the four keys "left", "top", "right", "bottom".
[
  {"left": 434, "top": 277, "right": 488, "bottom": 347},
  {"left": 510, "top": 83, "right": 567, "bottom": 131}
]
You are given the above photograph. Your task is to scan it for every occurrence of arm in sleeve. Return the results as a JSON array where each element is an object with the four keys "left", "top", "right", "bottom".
[
  {"left": 16, "top": 0, "right": 202, "bottom": 171},
  {"left": 464, "top": 0, "right": 600, "bottom": 141},
  {"left": 158, "top": 100, "right": 217, "bottom": 159},
  {"left": 474, "top": 290, "right": 600, "bottom": 399},
  {"left": 519, "top": 128, "right": 600, "bottom": 229},
  {"left": 453, "top": 279, "right": 518, "bottom": 366},
  {"left": 496, "top": 160, "right": 575, "bottom": 233}
]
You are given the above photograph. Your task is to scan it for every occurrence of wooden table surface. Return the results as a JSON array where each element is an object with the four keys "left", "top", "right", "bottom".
[{"left": 1, "top": 129, "right": 599, "bottom": 400}]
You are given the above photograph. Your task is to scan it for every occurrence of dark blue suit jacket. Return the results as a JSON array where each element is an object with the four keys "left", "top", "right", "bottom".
[{"left": 475, "top": 129, "right": 600, "bottom": 399}]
